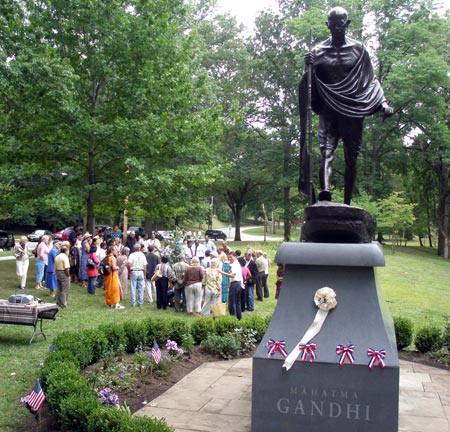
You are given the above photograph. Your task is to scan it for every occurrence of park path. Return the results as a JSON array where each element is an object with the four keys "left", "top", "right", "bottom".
[{"left": 136, "top": 357, "right": 450, "bottom": 432}]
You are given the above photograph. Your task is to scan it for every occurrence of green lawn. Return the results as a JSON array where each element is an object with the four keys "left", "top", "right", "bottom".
[{"left": 0, "top": 241, "right": 448, "bottom": 430}]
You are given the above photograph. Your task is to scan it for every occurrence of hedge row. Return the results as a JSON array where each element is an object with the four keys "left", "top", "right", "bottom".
[
  {"left": 394, "top": 315, "right": 450, "bottom": 354},
  {"left": 40, "top": 315, "right": 271, "bottom": 432}
]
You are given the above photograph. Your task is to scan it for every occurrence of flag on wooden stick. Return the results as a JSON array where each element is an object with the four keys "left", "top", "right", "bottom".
[
  {"left": 21, "top": 379, "right": 45, "bottom": 413},
  {"left": 150, "top": 340, "right": 161, "bottom": 364}
]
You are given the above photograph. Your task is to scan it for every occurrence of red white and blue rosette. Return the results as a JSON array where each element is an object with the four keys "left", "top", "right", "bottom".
[
  {"left": 266, "top": 339, "right": 288, "bottom": 359},
  {"left": 299, "top": 343, "right": 317, "bottom": 362},
  {"left": 336, "top": 344, "right": 355, "bottom": 366},
  {"left": 367, "top": 348, "right": 386, "bottom": 369}
]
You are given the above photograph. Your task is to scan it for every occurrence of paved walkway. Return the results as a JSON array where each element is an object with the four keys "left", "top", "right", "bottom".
[{"left": 136, "top": 358, "right": 450, "bottom": 432}]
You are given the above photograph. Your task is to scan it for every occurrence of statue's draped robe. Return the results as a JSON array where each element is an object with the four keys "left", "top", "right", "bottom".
[{"left": 299, "top": 37, "right": 386, "bottom": 199}]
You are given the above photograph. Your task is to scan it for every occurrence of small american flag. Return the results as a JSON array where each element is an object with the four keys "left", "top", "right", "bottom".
[
  {"left": 25, "top": 380, "right": 46, "bottom": 412},
  {"left": 151, "top": 340, "right": 161, "bottom": 364}
]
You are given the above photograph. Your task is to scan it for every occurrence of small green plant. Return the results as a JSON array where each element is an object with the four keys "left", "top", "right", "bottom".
[
  {"left": 181, "top": 332, "right": 195, "bottom": 355},
  {"left": 133, "top": 345, "right": 157, "bottom": 375},
  {"left": 394, "top": 316, "right": 414, "bottom": 350},
  {"left": 442, "top": 316, "right": 450, "bottom": 350},
  {"left": 234, "top": 327, "right": 257, "bottom": 354},
  {"left": 153, "top": 357, "right": 171, "bottom": 377},
  {"left": 101, "top": 343, "right": 126, "bottom": 369},
  {"left": 240, "top": 315, "right": 270, "bottom": 341},
  {"left": 200, "top": 333, "right": 241, "bottom": 359},
  {"left": 415, "top": 325, "right": 443, "bottom": 353}
]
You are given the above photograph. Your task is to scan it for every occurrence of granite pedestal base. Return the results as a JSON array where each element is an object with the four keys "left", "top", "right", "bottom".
[{"left": 252, "top": 242, "right": 399, "bottom": 432}]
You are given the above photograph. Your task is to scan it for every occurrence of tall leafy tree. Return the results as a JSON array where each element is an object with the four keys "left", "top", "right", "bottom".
[{"left": 0, "top": 0, "right": 220, "bottom": 231}]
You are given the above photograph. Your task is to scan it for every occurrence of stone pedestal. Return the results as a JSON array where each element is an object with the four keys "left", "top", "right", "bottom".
[{"left": 251, "top": 242, "right": 399, "bottom": 432}]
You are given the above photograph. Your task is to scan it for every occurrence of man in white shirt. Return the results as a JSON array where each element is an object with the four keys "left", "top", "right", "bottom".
[
  {"left": 127, "top": 244, "right": 147, "bottom": 307},
  {"left": 183, "top": 240, "right": 195, "bottom": 263},
  {"left": 204, "top": 235, "right": 216, "bottom": 253},
  {"left": 148, "top": 232, "right": 161, "bottom": 252},
  {"left": 193, "top": 239, "right": 205, "bottom": 263},
  {"left": 224, "top": 252, "right": 243, "bottom": 320}
]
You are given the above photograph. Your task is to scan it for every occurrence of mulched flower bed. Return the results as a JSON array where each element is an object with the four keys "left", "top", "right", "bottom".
[{"left": 19, "top": 348, "right": 449, "bottom": 431}]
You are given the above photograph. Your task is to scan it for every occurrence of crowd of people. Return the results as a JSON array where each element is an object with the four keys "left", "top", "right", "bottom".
[{"left": 14, "top": 225, "right": 280, "bottom": 319}]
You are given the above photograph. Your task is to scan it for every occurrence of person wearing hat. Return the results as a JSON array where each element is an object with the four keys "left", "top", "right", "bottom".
[
  {"left": 14, "top": 236, "right": 31, "bottom": 290},
  {"left": 79, "top": 232, "right": 92, "bottom": 289}
]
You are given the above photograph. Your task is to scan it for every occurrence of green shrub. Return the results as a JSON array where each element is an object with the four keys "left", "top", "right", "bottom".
[
  {"left": 240, "top": 315, "right": 270, "bottom": 341},
  {"left": 98, "top": 322, "right": 128, "bottom": 353},
  {"left": 44, "top": 362, "right": 90, "bottom": 412},
  {"left": 200, "top": 333, "right": 241, "bottom": 359},
  {"left": 415, "top": 325, "right": 443, "bottom": 353},
  {"left": 88, "top": 405, "right": 174, "bottom": 432},
  {"left": 214, "top": 316, "right": 240, "bottom": 336},
  {"left": 58, "top": 391, "right": 99, "bottom": 432},
  {"left": 54, "top": 331, "right": 96, "bottom": 368},
  {"left": 40, "top": 350, "right": 80, "bottom": 386},
  {"left": 166, "top": 318, "right": 190, "bottom": 343},
  {"left": 394, "top": 316, "right": 414, "bottom": 350},
  {"left": 123, "top": 320, "right": 148, "bottom": 353},
  {"left": 80, "top": 328, "right": 109, "bottom": 364},
  {"left": 191, "top": 318, "right": 215, "bottom": 343},
  {"left": 442, "top": 318, "right": 450, "bottom": 350},
  {"left": 144, "top": 317, "right": 170, "bottom": 344}
]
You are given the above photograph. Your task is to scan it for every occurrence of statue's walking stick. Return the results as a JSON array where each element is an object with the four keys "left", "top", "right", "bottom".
[{"left": 306, "top": 29, "right": 314, "bottom": 206}]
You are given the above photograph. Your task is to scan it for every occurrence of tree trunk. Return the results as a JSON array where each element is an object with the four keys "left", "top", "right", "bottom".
[
  {"left": 233, "top": 207, "right": 242, "bottom": 241},
  {"left": 436, "top": 161, "right": 449, "bottom": 259},
  {"left": 426, "top": 204, "right": 433, "bottom": 247},
  {"left": 283, "top": 186, "right": 291, "bottom": 241},
  {"left": 271, "top": 208, "right": 275, "bottom": 234},
  {"left": 86, "top": 150, "right": 95, "bottom": 233}
]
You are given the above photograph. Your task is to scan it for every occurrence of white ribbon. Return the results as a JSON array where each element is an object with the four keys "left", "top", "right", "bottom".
[{"left": 282, "top": 287, "right": 337, "bottom": 371}]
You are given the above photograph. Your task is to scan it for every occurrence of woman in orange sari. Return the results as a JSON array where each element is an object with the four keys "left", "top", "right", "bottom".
[{"left": 104, "top": 245, "right": 125, "bottom": 309}]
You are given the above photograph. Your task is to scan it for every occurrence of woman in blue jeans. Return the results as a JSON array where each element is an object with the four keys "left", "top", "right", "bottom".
[{"left": 34, "top": 235, "right": 50, "bottom": 290}]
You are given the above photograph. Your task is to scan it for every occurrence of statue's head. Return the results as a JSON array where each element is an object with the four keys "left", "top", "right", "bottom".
[{"left": 326, "top": 7, "right": 350, "bottom": 34}]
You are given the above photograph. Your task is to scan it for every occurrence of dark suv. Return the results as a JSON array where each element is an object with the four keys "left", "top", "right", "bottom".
[
  {"left": 0, "top": 230, "right": 15, "bottom": 250},
  {"left": 205, "top": 229, "right": 227, "bottom": 241}
]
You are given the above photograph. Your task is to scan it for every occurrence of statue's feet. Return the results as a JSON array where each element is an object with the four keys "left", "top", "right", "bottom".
[{"left": 318, "top": 190, "right": 332, "bottom": 202}]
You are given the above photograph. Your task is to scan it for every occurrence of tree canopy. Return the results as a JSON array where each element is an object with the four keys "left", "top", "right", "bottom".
[{"left": 0, "top": 0, "right": 449, "bottom": 256}]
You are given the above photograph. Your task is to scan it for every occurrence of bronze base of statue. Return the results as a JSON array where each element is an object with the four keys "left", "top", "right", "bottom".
[{"left": 301, "top": 200, "right": 376, "bottom": 243}]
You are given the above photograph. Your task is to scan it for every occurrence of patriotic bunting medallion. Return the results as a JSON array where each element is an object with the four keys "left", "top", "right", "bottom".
[
  {"left": 336, "top": 344, "right": 355, "bottom": 366},
  {"left": 367, "top": 348, "right": 386, "bottom": 369},
  {"left": 266, "top": 339, "right": 288, "bottom": 359},
  {"left": 299, "top": 343, "right": 317, "bottom": 362}
]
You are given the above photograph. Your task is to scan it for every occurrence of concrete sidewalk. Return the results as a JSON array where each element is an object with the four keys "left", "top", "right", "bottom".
[{"left": 136, "top": 358, "right": 450, "bottom": 432}]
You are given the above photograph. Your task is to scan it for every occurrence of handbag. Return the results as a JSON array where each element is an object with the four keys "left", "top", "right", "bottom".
[
  {"left": 151, "top": 268, "right": 163, "bottom": 282},
  {"left": 87, "top": 258, "right": 96, "bottom": 269},
  {"left": 211, "top": 302, "right": 227, "bottom": 318}
]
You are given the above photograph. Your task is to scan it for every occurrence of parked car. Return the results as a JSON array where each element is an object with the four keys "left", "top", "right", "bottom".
[
  {"left": 153, "top": 231, "right": 164, "bottom": 241},
  {"left": 27, "top": 229, "right": 53, "bottom": 242},
  {"left": 205, "top": 229, "right": 227, "bottom": 241},
  {"left": 158, "top": 230, "right": 174, "bottom": 240},
  {"left": 53, "top": 226, "right": 75, "bottom": 241},
  {"left": 0, "top": 230, "right": 15, "bottom": 250},
  {"left": 127, "top": 226, "right": 146, "bottom": 237}
]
